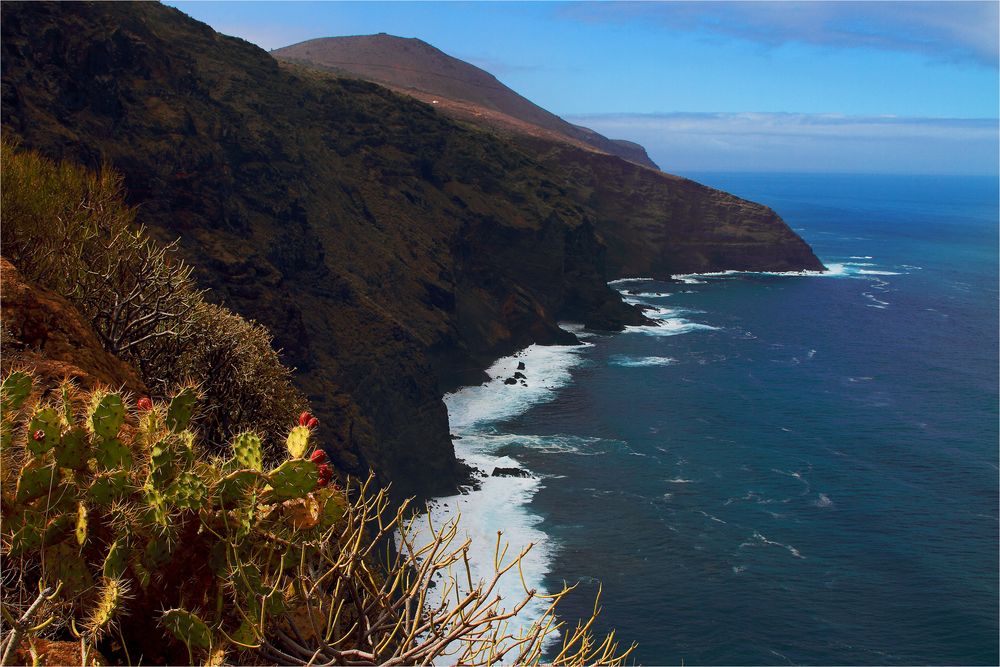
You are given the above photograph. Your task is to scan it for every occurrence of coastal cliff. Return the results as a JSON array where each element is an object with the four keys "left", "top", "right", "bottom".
[{"left": 1, "top": 2, "right": 821, "bottom": 499}]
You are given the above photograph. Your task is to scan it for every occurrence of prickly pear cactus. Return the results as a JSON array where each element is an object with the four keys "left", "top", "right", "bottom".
[
  {"left": 95, "top": 437, "right": 132, "bottom": 470},
  {"left": 86, "top": 577, "right": 129, "bottom": 638},
  {"left": 266, "top": 459, "right": 318, "bottom": 500},
  {"left": 168, "top": 470, "right": 207, "bottom": 510},
  {"left": 215, "top": 470, "right": 261, "bottom": 507},
  {"left": 16, "top": 461, "right": 59, "bottom": 504},
  {"left": 89, "top": 392, "right": 125, "bottom": 440},
  {"left": 161, "top": 608, "right": 213, "bottom": 652},
  {"left": 56, "top": 426, "right": 90, "bottom": 470},
  {"left": 27, "top": 407, "right": 61, "bottom": 454},
  {"left": 285, "top": 425, "right": 311, "bottom": 459},
  {"left": 166, "top": 387, "right": 198, "bottom": 433},
  {"left": 44, "top": 541, "right": 94, "bottom": 596},
  {"left": 87, "top": 470, "right": 129, "bottom": 506},
  {"left": 103, "top": 538, "right": 128, "bottom": 579},
  {"left": 76, "top": 501, "right": 89, "bottom": 546},
  {"left": 1, "top": 370, "right": 33, "bottom": 412},
  {"left": 232, "top": 432, "right": 263, "bottom": 471}
]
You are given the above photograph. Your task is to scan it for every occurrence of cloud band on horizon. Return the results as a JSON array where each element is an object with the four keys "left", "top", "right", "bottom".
[{"left": 567, "top": 112, "right": 1000, "bottom": 175}]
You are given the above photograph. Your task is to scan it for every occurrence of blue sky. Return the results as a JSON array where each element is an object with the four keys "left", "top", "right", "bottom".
[{"left": 167, "top": 1, "right": 999, "bottom": 175}]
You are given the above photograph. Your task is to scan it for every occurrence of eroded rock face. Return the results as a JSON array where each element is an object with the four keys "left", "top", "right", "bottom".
[{"left": 0, "top": 257, "right": 147, "bottom": 394}]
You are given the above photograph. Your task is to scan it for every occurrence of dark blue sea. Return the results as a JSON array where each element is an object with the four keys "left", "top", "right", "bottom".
[{"left": 427, "top": 173, "right": 999, "bottom": 665}]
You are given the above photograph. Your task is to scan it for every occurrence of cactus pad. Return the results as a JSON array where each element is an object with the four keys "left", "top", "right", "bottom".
[
  {"left": 27, "top": 407, "right": 61, "bottom": 454},
  {"left": 168, "top": 470, "right": 207, "bottom": 510},
  {"left": 89, "top": 392, "right": 125, "bottom": 440},
  {"left": 87, "top": 470, "right": 129, "bottom": 506},
  {"left": 1, "top": 370, "right": 33, "bottom": 412},
  {"left": 95, "top": 437, "right": 132, "bottom": 470},
  {"left": 145, "top": 485, "right": 171, "bottom": 527},
  {"left": 86, "top": 577, "right": 128, "bottom": 637},
  {"left": 16, "top": 462, "right": 58, "bottom": 504},
  {"left": 285, "top": 425, "right": 311, "bottom": 459},
  {"left": 76, "top": 502, "right": 89, "bottom": 546},
  {"left": 103, "top": 539, "right": 128, "bottom": 579},
  {"left": 215, "top": 470, "right": 261, "bottom": 507},
  {"left": 149, "top": 438, "right": 177, "bottom": 489},
  {"left": 161, "top": 608, "right": 212, "bottom": 651},
  {"left": 44, "top": 542, "right": 94, "bottom": 596},
  {"left": 166, "top": 387, "right": 198, "bottom": 433},
  {"left": 231, "top": 432, "right": 263, "bottom": 471},
  {"left": 265, "top": 459, "right": 318, "bottom": 501},
  {"left": 55, "top": 426, "right": 90, "bottom": 470}
]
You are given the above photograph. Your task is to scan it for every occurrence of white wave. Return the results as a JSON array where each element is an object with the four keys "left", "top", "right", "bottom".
[
  {"left": 814, "top": 493, "right": 834, "bottom": 508},
  {"left": 858, "top": 269, "right": 901, "bottom": 276},
  {"left": 609, "top": 355, "right": 677, "bottom": 367},
  {"left": 740, "top": 531, "right": 805, "bottom": 559},
  {"left": 444, "top": 341, "right": 592, "bottom": 432},
  {"left": 607, "top": 277, "right": 657, "bottom": 285},
  {"left": 618, "top": 291, "right": 672, "bottom": 298},
  {"left": 625, "top": 317, "right": 719, "bottom": 337},
  {"left": 666, "top": 477, "right": 694, "bottom": 484},
  {"left": 732, "top": 565, "right": 747, "bottom": 574},
  {"left": 849, "top": 256, "right": 874, "bottom": 260},
  {"left": 403, "top": 446, "right": 555, "bottom": 650}
]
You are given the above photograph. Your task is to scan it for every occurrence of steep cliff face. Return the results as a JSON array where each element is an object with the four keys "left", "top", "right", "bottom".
[
  {"left": 1, "top": 1, "right": 646, "bottom": 499},
  {"left": 518, "top": 140, "right": 826, "bottom": 277}
]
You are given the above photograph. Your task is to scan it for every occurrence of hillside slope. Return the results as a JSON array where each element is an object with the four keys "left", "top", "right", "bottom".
[
  {"left": 273, "top": 35, "right": 825, "bottom": 278},
  {"left": 274, "top": 34, "right": 659, "bottom": 169}
]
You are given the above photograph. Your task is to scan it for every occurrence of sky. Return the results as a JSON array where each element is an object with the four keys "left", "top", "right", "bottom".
[{"left": 166, "top": 1, "right": 999, "bottom": 175}]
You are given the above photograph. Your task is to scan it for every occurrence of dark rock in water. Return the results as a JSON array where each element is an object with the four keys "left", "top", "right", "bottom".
[
  {"left": 520, "top": 381, "right": 527, "bottom": 386},
  {"left": 517, "top": 361, "right": 526, "bottom": 370},
  {"left": 450, "top": 434, "right": 462, "bottom": 440},
  {"left": 491, "top": 467, "right": 532, "bottom": 478},
  {"left": 503, "top": 377, "right": 518, "bottom": 385},
  {"left": 513, "top": 371, "right": 526, "bottom": 379}
]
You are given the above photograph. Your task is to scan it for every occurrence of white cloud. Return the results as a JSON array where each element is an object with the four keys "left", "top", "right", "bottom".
[
  {"left": 561, "top": 1, "right": 999, "bottom": 68},
  {"left": 568, "top": 112, "right": 999, "bottom": 174}
]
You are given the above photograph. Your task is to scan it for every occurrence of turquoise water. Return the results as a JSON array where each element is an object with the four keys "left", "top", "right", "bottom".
[{"left": 451, "top": 173, "right": 997, "bottom": 665}]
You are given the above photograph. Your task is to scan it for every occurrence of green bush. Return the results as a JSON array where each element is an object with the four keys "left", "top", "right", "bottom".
[
  {"left": 0, "top": 373, "right": 633, "bottom": 665},
  {"left": 0, "top": 141, "right": 305, "bottom": 452}
]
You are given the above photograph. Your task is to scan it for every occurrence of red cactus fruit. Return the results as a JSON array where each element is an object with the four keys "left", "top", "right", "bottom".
[
  {"left": 298, "top": 411, "right": 311, "bottom": 427},
  {"left": 317, "top": 462, "right": 333, "bottom": 488},
  {"left": 32, "top": 429, "right": 45, "bottom": 442},
  {"left": 137, "top": 397, "right": 153, "bottom": 412},
  {"left": 307, "top": 417, "right": 319, "bottom": 430},
  {"left": 310, "top": 449, "right": 327, "bottom": 464}
]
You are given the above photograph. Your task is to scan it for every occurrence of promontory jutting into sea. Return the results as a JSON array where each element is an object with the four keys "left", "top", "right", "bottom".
[{"left": 0, "top": 1, "right": 996, "bottom": 665}]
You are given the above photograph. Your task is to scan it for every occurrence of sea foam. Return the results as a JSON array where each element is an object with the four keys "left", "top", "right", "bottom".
[{"left": 402, "top": 335, "right": 595, "bottom": 651}]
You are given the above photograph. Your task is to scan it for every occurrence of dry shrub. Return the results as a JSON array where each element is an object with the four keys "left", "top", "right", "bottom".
[{"left": 0, "top": 141, "right": 304, "bottom": 453}]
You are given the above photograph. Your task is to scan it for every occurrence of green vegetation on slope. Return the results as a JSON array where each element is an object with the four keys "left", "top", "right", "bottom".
[{"left": 1, "top": 142, "right": 306, "bottom": 456}]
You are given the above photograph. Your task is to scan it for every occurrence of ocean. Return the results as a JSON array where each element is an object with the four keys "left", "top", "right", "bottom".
[{"left": 420, "top": 173, "right": 999, "bottom": 665}]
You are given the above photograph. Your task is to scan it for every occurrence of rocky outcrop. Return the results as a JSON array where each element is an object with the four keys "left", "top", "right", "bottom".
[
  {"left": 0, "top": 257, "right": 147, "bottom": 394},
  {"left": 518, "top": 139, "right": 825, "bottom": 277}
]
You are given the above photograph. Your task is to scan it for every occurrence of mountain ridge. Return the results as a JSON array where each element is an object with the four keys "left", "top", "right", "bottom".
[{"left": 273, "top": 33, "right": 660, "bottom": 169}]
